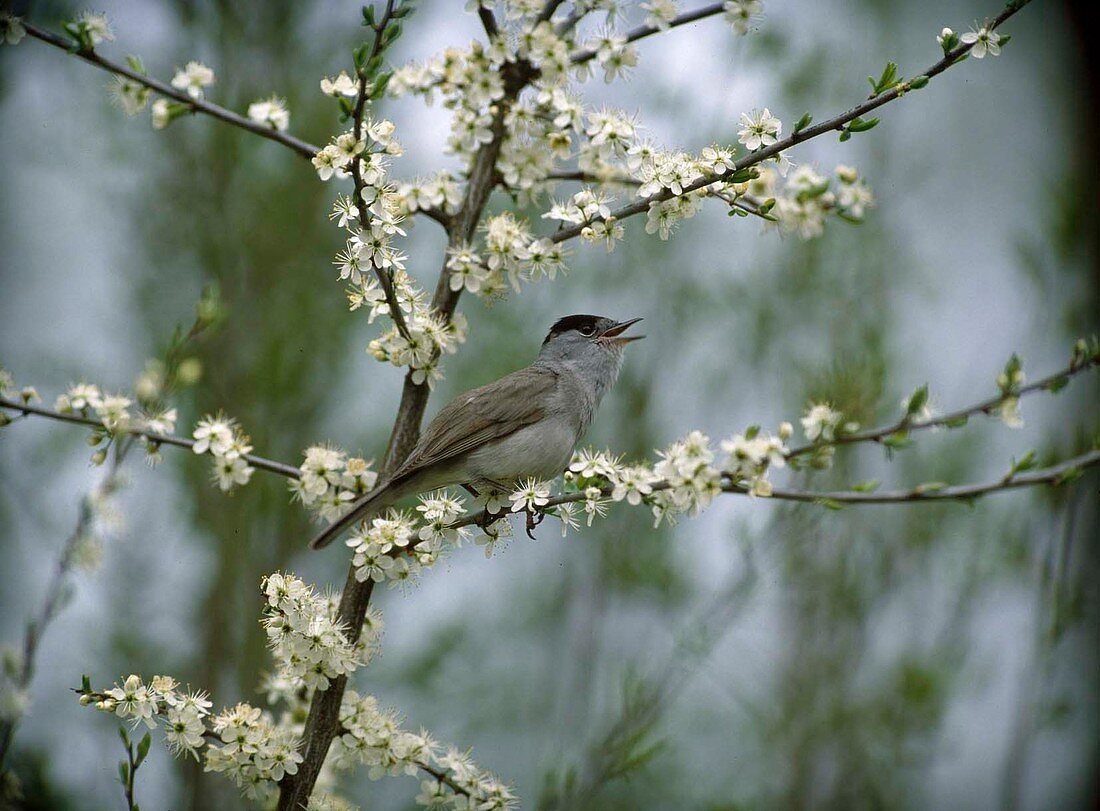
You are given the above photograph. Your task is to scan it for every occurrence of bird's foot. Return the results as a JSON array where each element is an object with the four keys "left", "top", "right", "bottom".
[{"left": 523, "top": 507, "right": 545, "bottom": 540}]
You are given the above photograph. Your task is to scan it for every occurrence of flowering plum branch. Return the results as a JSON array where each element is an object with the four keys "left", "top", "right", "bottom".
[
  {"left": 0, "top": 0, "right": 1071, "bottom": 807},
  {"left": 17, "top": 20, "right": 319, "bottom": 157}
]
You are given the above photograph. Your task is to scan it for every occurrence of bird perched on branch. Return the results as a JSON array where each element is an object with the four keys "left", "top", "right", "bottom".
[{"left": 309, "top": 314, "right": 643, "bottom": 549}]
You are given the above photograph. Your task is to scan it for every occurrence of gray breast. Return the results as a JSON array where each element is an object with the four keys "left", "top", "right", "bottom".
[{"left": 465, "top": 413, "right": 581, "bottom": 482}]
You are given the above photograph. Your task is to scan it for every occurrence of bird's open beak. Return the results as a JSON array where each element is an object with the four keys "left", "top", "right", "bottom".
[{"left": 598, "top": 317, "right": 644, "bottom": 346}]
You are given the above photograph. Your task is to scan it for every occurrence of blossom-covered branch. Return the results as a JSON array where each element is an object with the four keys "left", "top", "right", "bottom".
[
  {"left": 0, "top": 397, "right": 301, "bottom": 479},
  {"left": 74, "top": 573, "right": 515, "bottom": 808},
  {"left": 544, "top": 0, "right": 1031, "bottom": 246},
  {"left": 785, "top": 342, "right": 1100, "bottom": 462},
  {"left": 446, "top": 448, "right": 1100, "bottom": 529},
  {"left": 569, "top": 2, "right": 727, "bottom": 64},
  {"left": 20, "top": 21, "right": 320, "bottom": 158}
]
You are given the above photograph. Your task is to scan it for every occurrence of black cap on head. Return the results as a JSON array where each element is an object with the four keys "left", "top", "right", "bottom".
[{"left": 543, "top": 314, "right": 611, "bottom": 344}]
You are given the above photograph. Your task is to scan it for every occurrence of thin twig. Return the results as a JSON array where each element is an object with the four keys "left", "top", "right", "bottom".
[
  {"left": 784, "top": 353, "right": 1098, "bottom": 461},
  {"left": 22, "top": 22, "right": 320, "bottom": 159},
  {"left": 550, "top": 0, "right": 1032, "bottom": 244},
  {"left": 449, "top": 449, "right": 1100, "bottom": 528},
  {"left": 277, "top": 50, "right": 539, "bottom": 811},
  {"left": 0, "top": 397, "right": 301, "bottom": 479},
  {"left": 352, "top": 0, "right": 415, "bottom": 344},
  {"left": 0, "top": 439, "right": 132, "bottom": 771},
  {"left": 478, "top": 6, "right": 500, "bottom": 39},
  {"left": 570, "top": 3, "right": 725, "bottom": 64},
  {"left": 20, "top": 20, "right": 446, "bottom": 232}
]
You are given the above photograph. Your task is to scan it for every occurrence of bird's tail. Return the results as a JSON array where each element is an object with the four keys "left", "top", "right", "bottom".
[{"left": 308, "top": 479, "right": 398, "bottom": 550}]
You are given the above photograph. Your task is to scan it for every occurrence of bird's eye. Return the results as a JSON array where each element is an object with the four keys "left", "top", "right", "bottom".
[{"left": 579, "top": 325, "right": 595, "bottom": 336}]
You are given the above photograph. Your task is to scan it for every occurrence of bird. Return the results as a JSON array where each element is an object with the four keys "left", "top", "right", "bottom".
[{"left": 309, "top": 314, "right": 644, "bottom": 549}]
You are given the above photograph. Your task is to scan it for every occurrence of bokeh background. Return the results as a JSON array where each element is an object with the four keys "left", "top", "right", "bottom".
[{"left": 1, "top": 0, "right": 1097, "bottom": 808}]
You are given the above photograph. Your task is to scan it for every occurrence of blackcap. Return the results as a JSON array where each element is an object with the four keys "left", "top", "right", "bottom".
[{"left": 309, "top": 314, "right": 643, "bottom": 549}]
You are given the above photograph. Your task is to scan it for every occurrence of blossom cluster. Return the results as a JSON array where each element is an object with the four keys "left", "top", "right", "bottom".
[
  {"left": 247, "top": 95, "right": 290, "bottom": 131},
  {"left": 81, "top": 570, "right": 511, "bottom": 807},
  {"left": 346, "top": 491, "right": 471, "bottom": 586},
  {"left": 191, "top": 413, "right": 255, "bottom": 491},
  {"left": 314, "top": 112, "right": 466, "bottom": 386},
  {"left": 84, "top": 674, "right": 212, "bottom": 759},
  {"left": 204, "top": 702, "right": 305, "bottom": 800},
  {"left": 332, "top": 690, "right": 517, "bottom": 809},
  {"left": 261, "top": 572, "right": 363, "bottom": 691},
  {"left": 48, "top": 380, "right": 176, "bottom": 465},
  {"left": 290, "top": 444, "right": 380, "bottom": 522}
]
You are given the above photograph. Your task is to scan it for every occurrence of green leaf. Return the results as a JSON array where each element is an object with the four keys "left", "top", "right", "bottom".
[
  {"left": 851, "top": 479, "right": 880, "bottom": 493},
  {"left": 914, "top": 481, "right": 947, "bottom": 494},
  {"left": 1008, "top": 450, "right": 1037, "bottom": 477},
  {"left": 136, "top": 733, "right": 152, "bottom": 767},
  {"left": 758, "top": 197, "right": 776, "bottom": 214},
  {"left": 353, "top": 42, "right": 371, "bottom": 69},
  {"left": 125, "top": 55, "right": 146, "bottom": 74},
  {"left": 906, "top": 384, "right": 929, "bottom": 417},
  {"left": 909, "top": 75, "right": 929, "bottom": 89},
  {"left": 118, "top": 760, "right": 130, "bottom": 785},
  {"left": 744, "top": 424, "right": 760, "bottom": 440},
  {"left": 728, "top": 167, "right": 760, "bottom": 184},
  {"left": 838, "top": 129, "right": 851, "bottom": 143},
  {"left": 1054, "top": 467, "right": 1083, "bottom": 486},
  {"left": 847, "top": 117, "right": 880, "bottom": 133},
  {"left": 362, "top": 4, "right": 376, "bottom": 26},
  {"left": 382, "top": 21, "right": 403, "bottom": 46},
  {"left": 793, "top": 112, "right": 813, "bottom": 134},
  {"left": 944, "top": 414, "right": 969, "bottom": 429},
  {"left": 815, "top": 498, "right": 846, "bottom": 510},
  {"left": 118, "top": 726, "right": 131, "bottom": 747},
  {"left": 882, "top": 431, "right": 912, "bottom": 449},
  {"left": 81, "top": 674, "right": 92, "bottom": 693},
  {"left": 1044, "top": 375, "right": 1068, "bottom": 393},
  {"left": 370, "top": 71, "right": 393, "bottom": 100},
  {"left": 869, "top": 61, "right": 898, "bottom": 94}
]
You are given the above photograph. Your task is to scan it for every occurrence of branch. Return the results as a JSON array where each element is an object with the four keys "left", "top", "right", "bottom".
[
  {"left": 448, "top": 450, "right": 1100, "bottom": 529},
  {"left": 0, "top": 397, "right": 301, "bottom": 479},
  {"left": 276, "top": 51, "right": 539, "bottom": 811},
  {"left": 0, "top": 439, "right": 132, "bottom": 771},
  {"left": 20, "top": 19, "right": 448, "bottom": 234},
  {"left": 546, "top": 169, "right": 640, "bottom": 185},
  {"left": 759, "top": 450, "right": 1100, "bottom": 504},
  {"left": 569, "top": 3, "right": 725, "bottom": 65},
  {"left": 550, "top": 0, "right": 1032, "bottom": 244},
  {"left": 351, "top": 0, "right": 415, "bottom": 344},
  {"left": 477, "top": 6, "right": 500, "bottom": 39},
  {"left": 784, "top": 352, "right": 1099, "bottom": 461},
  {"left": 75, "top": 688, "right": 476, "bottom": 801},
  {"left": 21, "top": 22, "right": 320, "bottom": 160}
]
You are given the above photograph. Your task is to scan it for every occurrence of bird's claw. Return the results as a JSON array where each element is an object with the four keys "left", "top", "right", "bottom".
[{"left": 524, "top": 507, "right": 545, "bottom": 540}]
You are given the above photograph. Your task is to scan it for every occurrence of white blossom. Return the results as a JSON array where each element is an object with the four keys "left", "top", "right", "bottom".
[
  {"left": 737, "top": 107, "right": 781, "bottom": 151},
  {"left": 961, "top": 25, "right": 1000, "bottom": 59},
  {"left": 247, "top": 96, "right": 290, "bottom": 131},
  {"left": 171, "top": 61, "right": 215, "bottom": 100}
]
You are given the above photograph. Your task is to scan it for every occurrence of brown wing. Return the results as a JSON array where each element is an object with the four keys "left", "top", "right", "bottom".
[{"left": 392, "top": 364, "right": 560, "bottom": 480}]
